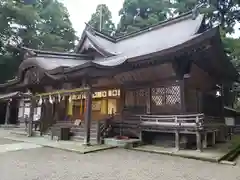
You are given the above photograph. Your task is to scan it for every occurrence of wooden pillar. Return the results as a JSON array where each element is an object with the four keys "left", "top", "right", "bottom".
[
  {"left": 220, "top": 84, "right": 224, "bottom": 119},
  {"left": 28, "top": 98, "right": 35, "bottom": 137},
  {"left": 96, "top": 120, "right": 101, "bottom": 144},
  {"left": 202, "top": 132, "right": 207, "bottom": 148},
  {"left": 119, "top": 88, "right": 125, "bottom": 113},
  {"left": 179, "top": 79, "right": 186, "bottom": 113},
  {"left": 139, "top": 130, "right": 142, "bottom": 141},
  {"left": 22, "top": 101, "right": 26, "bottom": 123},
  {"left": 212, "top": 131, "right": 216, "bottom": 146},
  {"left": 4, "top": 100, "right": 11, "bottom": 125},
  {"left": 175, "top": 130, "right": 180, "bottom": 151},
  {"left": 196, "top": 131, "right": 202, "bottom": 152},
  {"left": 146, "top": 87, "right": 151, "bottom": 114},
  {"left": 84, "top": 86, "right": 92, "bottom": 146}
]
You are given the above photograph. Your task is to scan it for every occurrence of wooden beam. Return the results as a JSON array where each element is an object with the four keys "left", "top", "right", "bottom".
[
  {"left": 212, "top": 131, "right": 216, "bottom": 146},
  {"left": 175, "top": 130, "right": 180, "bottom": 151},
  {"left": 146, "top": 88, "right": 151, "bottom": 114},
  {"left": 83, "top": 85, "right": 92, "bottom": 146},
  {"left": 196, "top": 131, "right": 202, "bottom": 152},
  {"left": 4, "top": 101, "right": 10, "bottom": 125},
  {"left": 27, "top": 97, "right": 35, "bottom": 137},
  {"left": 35, "top": 87, "right": 89, "bottom": 97},
  {"left": 180, "top": 79, "right": 186, "bottom": 113},
  {"left": 203, "top": 132, "right": 208, "bottom": 148}
]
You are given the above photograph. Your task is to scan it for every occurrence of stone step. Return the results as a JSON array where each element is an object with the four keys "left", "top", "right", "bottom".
[
  {"left": 45, "top": 121, "right": 99, "bottom": 142},
  {"left": 55, "top": 120, "right": 98, "bottom": 124},
  {"left": 70, "top": 135, "right": 97, "bottom": 142},
  {"left": 45, "top": 128, "right": 98, "bottom": 140},
  {"left": 52, "top": 122, "right": 98, "bottom": 129},
  {"left": 104, "top": 138, "right": 141, "bottom": 148},
  {"left": 72, "top": 130, "right": 97, "bottom": 137},
  {"left": 10, "top": 130, "right": 27, "bottom": 136},
  {"left": 71, "top": 127, "right": 98, "bottom": 133},
  {"left": 10, "top": 129, "right": 41, "bottom": 137}
]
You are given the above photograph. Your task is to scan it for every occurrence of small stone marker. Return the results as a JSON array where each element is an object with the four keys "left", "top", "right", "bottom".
[{"left": 220, "top": 160, "right": 236, "bottom": 166}]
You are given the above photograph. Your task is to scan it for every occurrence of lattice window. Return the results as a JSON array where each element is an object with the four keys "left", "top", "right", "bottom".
[
  {"left": 125, "top": 88, "right": 149, "bottom": 107},
  {"left": 166, "top": 86, "right": 180, "bottom": 105},
  {"left": 151, "top": 87, "right": 165, "bottom": 106},
  {"left": 125, "top": 90, "right": 135, "bottom": 106},
  {"left": 135, "top": 88, "right": 148, "bottom": 106},
  {"left": 152, "top": 86, "right": 180, "bottom": 106}
]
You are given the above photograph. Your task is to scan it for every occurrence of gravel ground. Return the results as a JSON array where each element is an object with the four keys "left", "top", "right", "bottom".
[
  {"left": 0, "top": 147, "right": 240, "bottom": 180},
  {"left": 0, "top": 138, "right": 18, "bottom": 145}
]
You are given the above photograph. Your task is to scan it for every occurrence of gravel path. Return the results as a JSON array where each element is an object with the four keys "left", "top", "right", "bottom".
[
  {"left": 0, "top": 147, "right": 240, "bottom": 180},
  {"left": 0, "top": 138, "right": 18, "bottom": 145}
]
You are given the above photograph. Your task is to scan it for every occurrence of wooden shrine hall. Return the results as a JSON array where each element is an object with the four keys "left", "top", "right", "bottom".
[{"left": 0, "top": 11, "right": 238, "bottom": 150}]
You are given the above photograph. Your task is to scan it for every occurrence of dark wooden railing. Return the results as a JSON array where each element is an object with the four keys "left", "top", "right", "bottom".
[
  {"left": 140, "top": 114, "right": 204, "bottom": 129},
  {"left": 96, "top": 113, "right": 224, "bottom": 141}
]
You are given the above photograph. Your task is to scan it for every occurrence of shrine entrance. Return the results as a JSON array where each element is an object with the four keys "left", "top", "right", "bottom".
[{"left": 68, "top": 89, "right": 121, "bottom": 121}]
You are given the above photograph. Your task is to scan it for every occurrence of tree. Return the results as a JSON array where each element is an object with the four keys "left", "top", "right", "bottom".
[
  {"left": 116, "top": 0, "right": 240, "bottom": 69},
  {"left": 0, "top": 0, "right": 77, "bottom": 83},
  {"left": 88, "top": 4, "right": 116, "bottom": 36},
  {"left": 116, "top": 0, "right": 172, "bottom": 36},
  {"left": 222, "top": 36, "right": 240, "bottom": 71},
  {"left": 171, "top": 0, "right": 240, "bottom": 34}
]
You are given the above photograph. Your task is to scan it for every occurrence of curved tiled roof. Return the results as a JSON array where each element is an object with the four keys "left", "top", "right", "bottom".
[
  {"left": 0, "top": 12, "right": 237, "bottom": 89},
  {"left": 65, "top": 27, "right": 218, "bottom": 73},
  {"left": 18, "top": 48, "right": 92, "bottom": 72},
  {"left": 75, "top": 12, "right": 204, "bottom": 54},
  {"left": 19, "top": 56, "right": 88, "bottom": 71},
  {"left": 18, "top": 13, "right": 205, "bottom": 74}
]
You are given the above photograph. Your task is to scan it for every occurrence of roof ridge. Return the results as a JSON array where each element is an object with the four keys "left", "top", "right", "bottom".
[
  {"left": 116, "top": 11, "right": 193, "bottom": 41},
  {"left": 22, "top": 47, "right": 92, "bottom": 59},
  {"left": 90, "top": 10, "right": 194, "bottom": 42}
]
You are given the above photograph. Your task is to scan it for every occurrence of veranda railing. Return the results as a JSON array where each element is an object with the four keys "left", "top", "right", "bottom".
[{"left": 140, "top": 114, "right": 204, "bottom": 129}]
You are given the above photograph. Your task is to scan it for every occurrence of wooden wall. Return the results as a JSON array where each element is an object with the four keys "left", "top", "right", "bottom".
[
  {"left": 123, "top": 80, "right": 182, "bottom": 115},
  {"left": 184, "top": 63, "right": 222, "bottom": 115}
]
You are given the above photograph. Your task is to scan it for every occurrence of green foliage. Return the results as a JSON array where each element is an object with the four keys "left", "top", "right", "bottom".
[
  {"left": 0, "top": 0, "right": 77, "bottom": 83},
  {"left": 222, "top": 36, "right": 240, "bottom": 70},
  {"left": 172, "top": 0, "right": 240, "bottom": 34},
  {"left": 116, "top": 0, "right": 172, "bottom": 35},
  {"left": 115, "top": 0, "right": 240, "bottom": 69},
  {"left": 88, "top": 4, "right": 116, "bottom": 36}
]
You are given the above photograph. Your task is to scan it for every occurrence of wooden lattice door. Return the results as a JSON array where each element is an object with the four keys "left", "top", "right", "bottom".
[
  {"left": 124, "top": 88, "right": 149, "bottom": 113},
  {"left": 151, "top": 85, "right": 181, "bottom": 113}
]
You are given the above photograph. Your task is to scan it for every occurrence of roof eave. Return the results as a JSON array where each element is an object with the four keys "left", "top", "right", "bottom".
[
  {"left": 61, "top": 27, "right": 218, "bottom": 77},
  {"left": 74, "top": 29, "right": 116, "bottom": 57}
]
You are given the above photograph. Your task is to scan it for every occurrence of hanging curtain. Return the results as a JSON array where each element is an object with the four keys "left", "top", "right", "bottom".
[
  {"left": 84, "top": 98, "right": 87, "bottom": 114},
  {"left": 79, "top": 97, "right": 83, "bottom": 116},
  {"left": 100, "top": 99, "right": 108, "bottom": 114},
  {"left": 67, "top": 99, "right": 73, "bottom": 116}
]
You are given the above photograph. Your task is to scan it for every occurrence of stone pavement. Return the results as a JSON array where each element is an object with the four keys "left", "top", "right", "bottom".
[
  {"left": 0, "top": 130, "right": 239, "bottom": 180},
  {"left": 133, "top": 145, "right": 226, "bottom": 162},
  {"left": 2, "top": 131, "right": 115, "bottom": 154},
  {"left": 0, "top": 138, "right": 42, "bottom": 154},
  {"left": 0, "top": 147, "right": 240, "bottom": 180},
  {"left": 0, "top": 142, "right": 42, "bottom": 153},
  {"left": 236, "top": 155, "right": 240, "bottom": 167}
]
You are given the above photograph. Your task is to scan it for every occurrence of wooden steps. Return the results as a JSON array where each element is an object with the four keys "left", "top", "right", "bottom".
[
  {"left": 47, "top": 121, "right": 98, "bottom": 143},
  {"left": 70, "top": 123, "right": 98, "bottom": 142}
]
